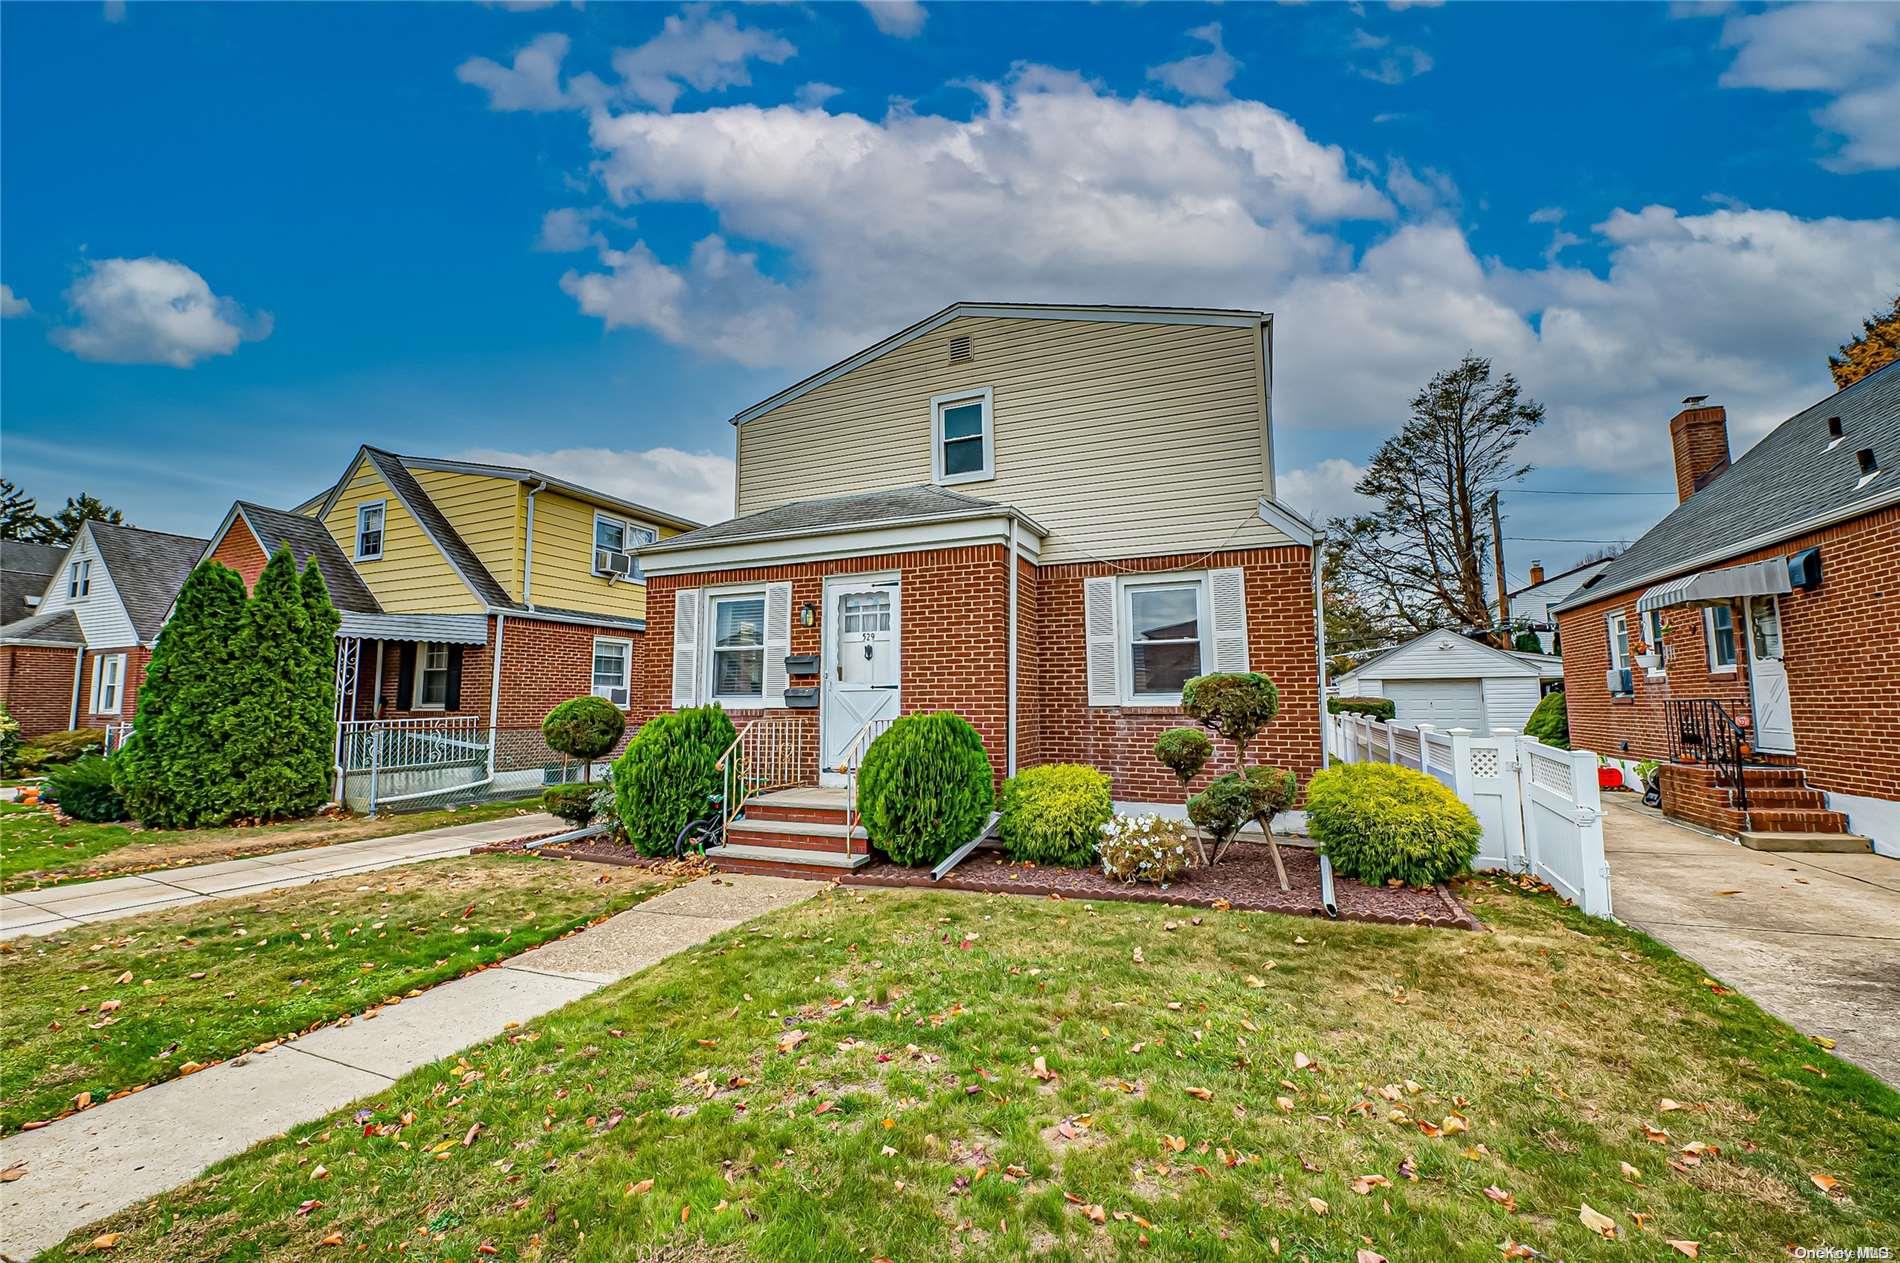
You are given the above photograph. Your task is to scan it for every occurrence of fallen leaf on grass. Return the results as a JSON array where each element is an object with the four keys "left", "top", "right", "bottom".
[
  {"left": 1810, "top": 1172, "right": 1840, "bottom": 1192},
  {"left": 777, "top": 1030, "right": 809, "bottom": 1054},
  {"left": 318, "top": 1233, "right": 345, "bottom": 1248},
  {"left": 89, "top": 1233, "right": 123, "bottom": 1250},
  {"left": 1350, "top": 1175, "right": 1391, "bottom": 1195},
  {"left": 1293, "top": 1052, "right": 1313, "bottom": 1070},
  {"left": 295, "top": 1199, "right": 323, "bottom": 1216},
  {"left": 1579, "top": 1203, "right": 1617, "bottom": 1239},
  {"left": 626, "top": 1179, "right": 654, "bottom": 1196},
  {"left": 1275, "top": 1096, "right": 1295, "bottom": 1114},
  {"left": 1307, "top": 1197, "right": 1328, "bottom": 1215},
  {"left": 1030, "top": 1056, "right": 1057, "bottom": 1082},
  {"left": 1499, "top": 1244, "right": 1536, "bottom": 1260},
  {"left": 1619, "top": 1161, "right": 1643, "bottom": 1183},
  {"left": 1357, "top": 1252, "right": 1388, "bottom": 1263},
  {"left": 310, "top": 1164, "right": 329, "bottom": 1181},
  {"left": 1668, "top": 1242, "right": 1700, "bottom": 1259},
  {"left": 1658, "top": 1098, "right": 1686, "bottom": 1112},
  {"left": 1481, "top": 1185, "right": 1516, "bottom": 1212},
  {"left": 1184, "top": 1086, "right": 1213, "bottom": 1101}
]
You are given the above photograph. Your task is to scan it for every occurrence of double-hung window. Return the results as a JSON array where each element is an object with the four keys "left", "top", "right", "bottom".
[
  {"left": 1704, "top": 604, "right": 1737, "bottom": 671},
  {"left": 68, "top": 559, "right": 92, "bottom": 599},
  {"left": 1123, "top": 579, "right": 1208, "bottom": 703},
  {"left": 709, "top": 593, "right": 766, "bottom": 703},
  {"left": 592, "top": 637, "right": 632, "bottom": 707},
  {"left": 355, "top": 501, "right": 385, "bottom": 561},
  {"left": 594, "top": 513, "right": 659, "bottom": 578},
  {"left": 414, "top": 642, "right": 451, "bottom": 709},
  {"left": 1606, "top": 611, "right": 1633, "bottom": 695},
  {"left": 92, "top": 653, "right": 126, "bottom": 715},
  {"left": 931, "top": 388, "right": 993, "bottom": 485},
  {"left": 1641, "top": 608, "right": 1667, "bottom": 673}
]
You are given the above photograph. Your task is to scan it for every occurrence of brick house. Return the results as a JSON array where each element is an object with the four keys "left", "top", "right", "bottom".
[
  {"left": 631, "top": 303, "right": 1324, "bottom": 874},
  {"left": 191, "top": 448, "right": 699, "bottom": 806},
  {"left": 0, "top": 521, "right": 208, "bottom": 739},
  {"left": 1553, "top": 363, "right": 1899, "bottom": 858}
]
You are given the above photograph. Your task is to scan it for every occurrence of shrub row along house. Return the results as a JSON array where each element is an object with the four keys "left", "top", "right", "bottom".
[{"left": 1554, "top": 362, "right": 1900, "bottom": 858}]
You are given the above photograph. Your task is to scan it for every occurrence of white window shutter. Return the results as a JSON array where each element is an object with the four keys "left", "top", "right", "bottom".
[
  {"left": 1209, "top": 567, "right": 1250, "bottom": 673},
  {"left": 671, "top": 588, "right": 699, "bottom": 708},
  {"left": 88, "top": 656, "right": 100, "bottom": 712},
  {"left": 1084, "top": 576, "right": 1119, "bottom": 706},
  {"left": 763, "top": 582, "right": 792, "bottom": 706}
]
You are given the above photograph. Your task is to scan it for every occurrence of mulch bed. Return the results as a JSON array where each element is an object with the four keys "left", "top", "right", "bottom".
[{"left": 514, "top": 835, "right": 1477, "bottom": 931}]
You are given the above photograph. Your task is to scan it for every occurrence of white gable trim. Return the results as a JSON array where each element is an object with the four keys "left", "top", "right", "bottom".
[
  {"left": 729, "top": 303, "right": 1271, "bottom": 427},
  {"left": 1344, "top": 629, "right": 1544, "bottom": 684},
  {"left": 1255, "top": 497, "right": 1317, "bottom": 547},
  {"left": 29, "top": 522, "right": 139, "bottom": 650}
]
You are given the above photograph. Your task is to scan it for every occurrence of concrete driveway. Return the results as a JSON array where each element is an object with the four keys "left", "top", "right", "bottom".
[{"left": 1603, "top": 796, "right": 1900, "bottom": 1088}]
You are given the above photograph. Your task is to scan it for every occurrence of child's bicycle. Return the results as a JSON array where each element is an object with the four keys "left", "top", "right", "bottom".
[{"left": 673, "top": 789, "right": 727, "bottom": 858}]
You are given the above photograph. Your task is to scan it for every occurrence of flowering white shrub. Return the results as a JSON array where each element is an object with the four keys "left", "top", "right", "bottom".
[{"left": 1098, "top": 814, "right": 1194, "bottom": 885}]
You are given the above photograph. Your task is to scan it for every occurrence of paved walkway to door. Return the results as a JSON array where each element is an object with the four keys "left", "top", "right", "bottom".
[
  {"left": 1603, "top": 795, "right": 1900, "bottom": 1087},
  {"left": 0, "top": 873, "right": 822, "bottom": 1259}
]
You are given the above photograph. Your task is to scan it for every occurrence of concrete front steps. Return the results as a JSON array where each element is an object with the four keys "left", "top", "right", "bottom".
[
  {"left": 1660, "top": 762, "right": 1872, "bottom": 853},
  {"left": 704, "top": 787, "right": 874, "bottom": 877}
]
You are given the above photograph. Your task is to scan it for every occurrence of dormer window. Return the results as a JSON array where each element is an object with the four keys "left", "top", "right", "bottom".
[
  {"left": 355, "top": 500, "right": 385, "bottom": 561},
  {"left": 68, "top": 558, "right": 93, "bottom": 598},
  {"left": 932, "top": 387, "right": 993, "bottom": 486}
]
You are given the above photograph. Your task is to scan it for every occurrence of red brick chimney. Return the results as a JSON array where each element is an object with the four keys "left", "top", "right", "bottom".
[
  {"left": 1529, "top": 561, "right": 1546, "bottom": 585},
  {"left": 1669, "top": 398, "right": 1730, "bottom": 502}
]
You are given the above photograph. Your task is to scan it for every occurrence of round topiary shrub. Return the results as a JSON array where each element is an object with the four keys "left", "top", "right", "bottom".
[
  {"left": 1181, "top": 673, "right": 1280, "bottom": 750},
  {"left": 856, "top": 711, "right": 993, "bottom": 867},
  {"left": 1304, "top": 762, "right": 1480, "bottom": 888},
  {"left": 999, "top": 764, "right": 1112, "bottom": 866},
  {"left": 543, "top": 783, "right": 599, "bottom": 826},
  {"left": 1524, "top": 690, "right": 1569, "bottom": 749},
  {"left": 612, "top": 705, "right": 737, "bottom": 856},
  {"left": 1186, "top": 765, "right": 1299, "bottom": 861},
  {"left": 542, "top": 696, "right": 627, "bottom": 781},
  {"left": 1153, "top": 727, "right": 1212, "bottom": 791},
  {"left": 1326, "top": 696, "right": 1396, "bottom": 721},
  {"left": 42, "top": 754, "right": 127, "bottom": 823},
  {"left": 1098, "top": 814, "right": 1194, "bottom": 885}
]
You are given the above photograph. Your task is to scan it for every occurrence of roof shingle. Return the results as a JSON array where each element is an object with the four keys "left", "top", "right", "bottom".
[
  {"left": 646, "top": 485, "right": 1032, "bottom": 553},
  {"left": 87, "top": 521, "right": 210, "bottom": 642},
  {"left": 236, "top": 503, "right": 382, "bottom": 615}
]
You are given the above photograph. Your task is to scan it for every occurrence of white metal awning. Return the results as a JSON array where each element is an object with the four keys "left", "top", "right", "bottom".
[
  {"left": 336, "top": 612, "right": 489, "bottom": 644},
  {"left": 1635, "top": 556, "right": 1791, "bottom": 613}
]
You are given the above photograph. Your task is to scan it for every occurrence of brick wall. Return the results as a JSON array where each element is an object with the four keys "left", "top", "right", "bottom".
[
  {"left": 1556, "top": 504, "right": 1900, "bottom": 802},
  {"left": 210, "top": 519, "right": 269, "bottom": 587},
  {"left": 76, "top": 646, "right": 152, "bottom": 729},
  {"left": 1668, "top": 405, "right": 1731, "bottom": 502},
  {"left": 0, "top": 644, "right": 81, "bottom": 738}
]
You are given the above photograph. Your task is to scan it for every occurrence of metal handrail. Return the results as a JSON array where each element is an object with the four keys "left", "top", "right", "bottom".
[
  {"left": 1665, "top": 698, "right": 1751, "bottom": 825},
  {"left": 837, "top": 711, "right": 895, "bottom": 840},
  {"left": 714, "top": 718, "right": 809, "bottom": 834}
]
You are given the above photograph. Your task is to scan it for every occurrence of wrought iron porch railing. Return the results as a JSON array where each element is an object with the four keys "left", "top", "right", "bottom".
[
  {"left": 839, "top": 713, "right": 896, "bottom": 841},
  {"left": 1665, "top": 698, "right": 1751, "bottom": 823},
  {"left": 714, "top": 718, "right": 810, "bottom": 834}
]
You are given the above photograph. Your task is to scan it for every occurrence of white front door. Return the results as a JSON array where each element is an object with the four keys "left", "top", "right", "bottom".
[
  {"left": 1745, "top": 596, "right": 1796, "bottom": 754},
  {"left": 820, "top": 577, "right": 900, "bottom": 785}
]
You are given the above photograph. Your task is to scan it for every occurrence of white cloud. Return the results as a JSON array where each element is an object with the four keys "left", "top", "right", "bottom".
[
  {"left": 459, "top": 445, "right": 735, "bottom": 524},
  {"left": 536, "top": 207, "right": 603, "bottom": 252},
  {"left": 611, "top": 6, "right": 795, "bottom": 112},
  {"left": 1712, "top": 3, "right": 1900, "bottom": 170},
  {"left": 1278, "top": 458, "right": 1373, "bottom": 523},
  {"left": 50, "top": 257, "right": 271, "bottom": 367},
  {"left": 1384, "top": 156, "right": 1457, "bottom": 216},
  {"left": 1528, "top": 206, "right": 1565, "bottom": 225},
  {"left": 796, "top": 81, "right": 843, "bottom": 109},
  {"left": 1350, "top": 29, "right": 1433, "bottom": 84},
  {"left": 457, "top": 32, "right": 575, "bottom": 112},
  {"left": 1146, "top": 22, "right": 1240, "bottom": 102},
  {"left": 0, "top": 284, "right": 29, "bottom": 318},
  {"left": 861, "top": 1, "right": 927, "bottom": 39}
]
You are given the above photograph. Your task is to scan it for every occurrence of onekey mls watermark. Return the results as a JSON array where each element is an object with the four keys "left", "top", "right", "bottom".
[{"left": 1792, "top": 1248, "right": 1894, "bottom": 1261}]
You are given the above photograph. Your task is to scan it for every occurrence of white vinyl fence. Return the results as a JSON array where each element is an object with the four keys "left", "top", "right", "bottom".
[{"left": 1328, "top": 713, "right": 1613, "bottom": 917}]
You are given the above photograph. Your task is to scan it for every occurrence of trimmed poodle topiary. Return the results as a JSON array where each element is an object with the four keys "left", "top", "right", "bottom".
[
  {"left": 856, "top": 711, "right": 994, "bottom": 868},
  {"left": 1304, "top": 762, "right": 1480, "bottom": 888},
  {"left": 542, "top": 696, "right": 627, "bottom": 781}
]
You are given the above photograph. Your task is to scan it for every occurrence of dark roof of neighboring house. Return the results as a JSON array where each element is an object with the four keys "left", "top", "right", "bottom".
[
  {"left": 235, "top": 502, "right": 382, "bottom": 615},
  {"left": 362, "top": 448, "right": 518, "bottom": 610},
  {"left": 644, "top": 485, "right": 1045, "bottom": 552},
  {"left": 0, "top": 539, "right": 69, "bottom": 626},
  {"left": 0, "top": 607, "right": 84, "bottom": 647},
  {"left": 88, "top": 521, "right": 211, "bottom": 642},
  {"left": 1555, "top": 362, "right": 1900, "bottom": 613}
]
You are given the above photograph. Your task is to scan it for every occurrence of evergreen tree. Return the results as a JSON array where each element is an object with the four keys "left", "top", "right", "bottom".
[
  {"left": 300, "top": 557, "right": 342, "bottom": 804},
  {"left": 34, "top": 493, "right": 125, "bottom": 546},
  {"left": 0, "top": 480, "right": 45, "bottom": 541},
  {"left": 114, "top": 562, "right": 249, "bottom": 826},
  {"left": 225, "top": 548, "right": 323, "bottom": 820}
]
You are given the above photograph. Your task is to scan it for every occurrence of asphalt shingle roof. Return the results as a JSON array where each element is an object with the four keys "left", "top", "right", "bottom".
[
  {"left": 236, "top": 502, "right": 382, "bottom": 615},
  {"left": 88, "top": 521, "right": 211, "bottom": 642},
  {"left": 0, "top": 607, "right": 83, "bottom": 646},
  {"left": 1555, "top": 362, "right": 1900, "bottom": 611},
  {"left": 646, "top": 485, "right": 1026, "bottom": 552},
  {"left": 0, "top": 540, "right": 69, "bottom": 626}
]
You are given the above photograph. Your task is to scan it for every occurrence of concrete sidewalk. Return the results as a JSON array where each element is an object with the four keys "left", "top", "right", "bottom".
[
  {"left": 1603, "top": 796, "right": 1900, "bottom": 1087},
  {"left": 0, "top": 873, "right": 822, "bottom": 1259},
  {"left": 0, "top": 812, "right": 564, "bottom": 942}
]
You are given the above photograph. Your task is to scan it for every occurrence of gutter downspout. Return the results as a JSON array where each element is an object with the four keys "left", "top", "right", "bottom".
[
  {"left": 521, "top": 481, "right": 546, "bottom": 609},
  {"left": 1312, "top": 529, "right": 1329, "bottom": 767},
  {"left": 1005, "top": 517, "right": 1019, "bottom": 777},
  {"left": 68, "top": 648, "right": 86, "bottom": 730},
  {"left": 486, "top": 614, "right": 506, "bottom": 777}
]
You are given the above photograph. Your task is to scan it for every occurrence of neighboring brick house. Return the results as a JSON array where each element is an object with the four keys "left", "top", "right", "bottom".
[
  {"left": 633, "top": 303, "right": 1324, "bottom": 874},
  {"left": 193, "top": 449, "right": 699, "bottom": 805},
  {"left": 1553, "top": 363, "right": 1900, "bottom": 858},
  {"left": 0, "top": 522, "right": 207, "bottom": 738}
]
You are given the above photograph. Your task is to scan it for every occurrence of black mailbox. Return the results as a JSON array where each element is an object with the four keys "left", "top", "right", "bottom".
[
  {"left": 784, "top": 653, "right": 820, "bottom": 676},
  {"left": 784, "top": 686, "right": 819, "bottom": 710},
  {"left": 1787, "top": 547, "right": 1822, "bottom": 590}
]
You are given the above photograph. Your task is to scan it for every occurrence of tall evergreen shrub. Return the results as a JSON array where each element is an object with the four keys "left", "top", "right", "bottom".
[
  {"left": 225, "top": 548, "right": 330, "bottom": 820},
  {"left": 301, "top": 557, "right": 342, "bottom": 799}
]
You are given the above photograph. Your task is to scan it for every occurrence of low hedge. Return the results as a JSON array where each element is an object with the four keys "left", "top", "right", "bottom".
[
  {"left": 543, "top": 783, "right": 599, "bottom": 826},
  {"left": 999, "top": 764, "right": 1112, "bottom": 866},
  {"left": 1327, "top": 696, "right": 1396, "bottom": 721},
  {"left": 612, "top": 706, "right": 736, "bottom": 856},
  {"left": 0, "top": 702, "right": 19, "bottom": 778},
  {"left": 42, "top": 754, "right": 127, "bottom": 823},
  {"left": 857, "top": 711, "right": 993, "bottom": 868},
  {"left": 1524, "top": 690, "right": 1569, "bottom": 749},
  {"left": 1304, "top": 762, "right": 1479, "bottom": 887},
  {"left": 17, "top": 728, "right": 105, "bottom": 774}
]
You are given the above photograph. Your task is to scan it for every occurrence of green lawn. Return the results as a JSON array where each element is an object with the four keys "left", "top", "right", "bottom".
[
  {"left": 0, "top": 854, "right": 674, "bottom": 1134},
  {"left": 39, "top": 875, "right": 1897, "bottom": 1262},
  {"left": 0, "top": 795, "right": 547, "bottom": 891}
]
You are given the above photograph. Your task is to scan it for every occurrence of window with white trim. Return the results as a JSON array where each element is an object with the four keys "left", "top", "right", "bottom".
[
  {"left": 414, "top": 642, "right": 450, "bottom": 709},
  {"left": 1123, "top": 579, "right": 1208, "bottom": 702},
  {"left": 92, "top": 653, "right": 126, "bottom": 715},
  {"left": 593, "top": 513, "right": 659, "bottom": 578},
  {"left": 931, "top": 388, "right": 993, "bottom": 485},
  {"left": 1704, "top": 604, "right": 1737, "bottom": 671},
  {"left": 355, "top": 500, "right": 386, "bottom": 561},
  {"left": 68, "top": 559, "right": 93, "bottom": 599},
  {"left": 708, "top": 592, "right": 766, "bottom": 703},
  {"left": 1641, "top": 608, "right": 1667, "bottom": 673},
  {"left": 1606, "top": 611, "right": 1632, "bottom": 695},
  {"left": 592, "top": 637, "right": 632, "bottom": 707}
]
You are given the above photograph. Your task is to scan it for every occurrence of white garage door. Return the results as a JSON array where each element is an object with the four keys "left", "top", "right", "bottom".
[{"left": 1381, "top": 679, "right": 1487, "bottom": 730}]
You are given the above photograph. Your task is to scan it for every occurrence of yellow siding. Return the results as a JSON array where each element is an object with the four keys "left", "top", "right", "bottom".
[
  {"left": 736, "top": 316, "right": 1289, "bottom": 562},
  {"left": 322, "top": 458, "right": 483, "bottom": 613},
  {"left": 524, "top": 488, "right": 653, "bottom": 622},
  {"left": 414, "top": 469, "right": 523, "bottom": 602}
]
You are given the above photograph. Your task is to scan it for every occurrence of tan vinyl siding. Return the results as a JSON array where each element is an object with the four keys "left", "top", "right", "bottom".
[
  {"left": 524, "top": 488, "right": 651, "bottom": 623},
  {"left": 322, "top": 458, "right": 483, "bottom": 614},
  {"left": 736, "top": 316, "right": 1288, "bottom": 562},
  {"left": 413, "top": 469, "right": 523, "bottom": 602}
]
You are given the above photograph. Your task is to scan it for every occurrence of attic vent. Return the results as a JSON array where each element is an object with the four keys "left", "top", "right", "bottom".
[
  {"left": 1857, "top": 447, "right": 1881, "bottom": 488},
  {"left": 1826, "top": 415, "right": 1845, "bottom": 449},
  {"left": 948, "top": 334, "right": 974, "bottom": 364}
]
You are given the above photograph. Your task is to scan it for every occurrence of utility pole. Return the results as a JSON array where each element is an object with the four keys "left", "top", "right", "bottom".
[{"left": 1489, "top": 491, "right": 1511, "bottom": 647}]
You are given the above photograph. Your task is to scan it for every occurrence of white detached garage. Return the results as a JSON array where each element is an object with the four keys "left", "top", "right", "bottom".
[{"left": 1334, "top": 629, "right": 1557, "bottom": 734}]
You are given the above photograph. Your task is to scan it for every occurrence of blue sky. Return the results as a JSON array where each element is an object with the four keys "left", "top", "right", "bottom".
[{"left": 3, "top": 0, "right": 1897, "bottom": 584}]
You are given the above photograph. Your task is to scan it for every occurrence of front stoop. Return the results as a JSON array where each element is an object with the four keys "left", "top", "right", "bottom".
[
  {"left": 1740, "top": 830, "right": 1874, "bottom": 854},
  {"left": 703, "top": 787, "right": 873, "bottom": 876},
  {"left": 1660, "top": 762, "right": 1868, "bottom": 848}
]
